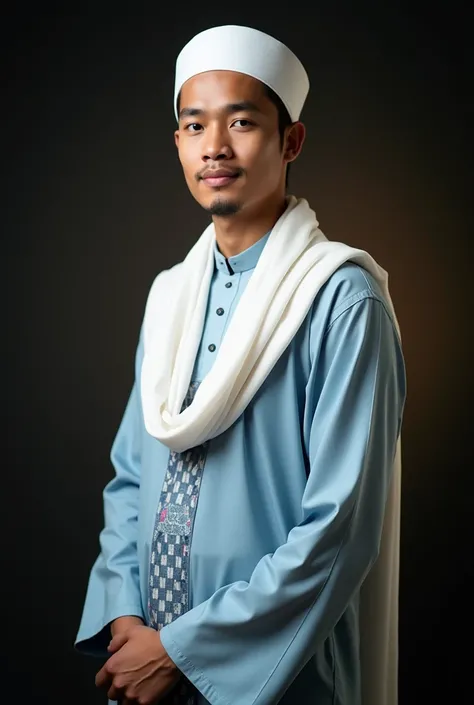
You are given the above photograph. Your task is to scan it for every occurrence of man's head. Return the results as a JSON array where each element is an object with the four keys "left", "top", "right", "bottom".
[{"left": 173, "top": 26, "right": 308, "bottom": 219}]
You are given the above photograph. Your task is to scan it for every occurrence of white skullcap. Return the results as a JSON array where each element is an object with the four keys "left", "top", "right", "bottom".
[{"left": 174, "top": 25, "right": 309, "bottom": 123}]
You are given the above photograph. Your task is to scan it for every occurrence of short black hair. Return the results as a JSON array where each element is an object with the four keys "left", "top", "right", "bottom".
[
  {"left": 176, "top": 83, "right": 294, "bottom": 187},
  {"left": 262, "top": 85, "right": 293, "bottom": 187}
]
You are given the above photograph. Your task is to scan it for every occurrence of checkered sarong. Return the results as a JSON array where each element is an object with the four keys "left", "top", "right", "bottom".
[{"left": 148, "top": 382, "right": 208, "bottom": 704}]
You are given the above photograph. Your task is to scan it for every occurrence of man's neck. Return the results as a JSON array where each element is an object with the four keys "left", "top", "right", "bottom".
[{"left": 213, "top": 196, "right": 287, "bottom": 258}]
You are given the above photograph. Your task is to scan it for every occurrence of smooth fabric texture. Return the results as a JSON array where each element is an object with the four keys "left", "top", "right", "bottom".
[
  {"left": 174, "top": 25, "right": 309, "bottom": 122},
  {"left": 75, "top": 245, "right": 405, "bottom": 704}
]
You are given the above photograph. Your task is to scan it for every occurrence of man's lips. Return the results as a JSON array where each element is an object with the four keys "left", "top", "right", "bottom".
[
  {"left": 203, "top": 175, "right": 239, "bottom": 187},
  {"left": 200, "top": 170, "right": 241, "bottom": 188}
]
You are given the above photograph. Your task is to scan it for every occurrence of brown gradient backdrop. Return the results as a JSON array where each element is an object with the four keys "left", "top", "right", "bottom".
[{"left": 3, "top": 6, "right": 471, "bottom": 705}]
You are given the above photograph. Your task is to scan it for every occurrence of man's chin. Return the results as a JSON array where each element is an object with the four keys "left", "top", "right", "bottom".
[{"left": 205, "top": 198, "right": 242, "bottom": 217}]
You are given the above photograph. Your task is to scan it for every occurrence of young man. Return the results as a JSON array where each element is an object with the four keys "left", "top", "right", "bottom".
[{"left": 75, "top": 25, "right": 406, "bottom": 705}]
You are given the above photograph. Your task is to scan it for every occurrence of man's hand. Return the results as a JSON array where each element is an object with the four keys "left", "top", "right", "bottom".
[
  {"left": 110, "top": 615, "right": 144, "bottom": 638},
  {"left": 95, "top": 624, "right": 181, "bottom": 704}
]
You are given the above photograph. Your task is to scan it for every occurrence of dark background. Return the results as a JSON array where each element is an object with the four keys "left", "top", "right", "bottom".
[{"left": 3, "top": 4, "right": 471, "bottom": 704}]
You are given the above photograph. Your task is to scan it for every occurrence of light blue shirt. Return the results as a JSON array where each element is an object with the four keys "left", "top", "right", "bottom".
[
  {"left": 75, "top": 231, "right": 406, "bottom": 705},
  {"left": 193, "top": 231, "right": 271, "bottom": 381}
]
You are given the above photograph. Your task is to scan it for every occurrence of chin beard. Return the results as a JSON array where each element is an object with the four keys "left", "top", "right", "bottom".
[{"left": 205, "top": 198, "right": 242, "bottom": 217}]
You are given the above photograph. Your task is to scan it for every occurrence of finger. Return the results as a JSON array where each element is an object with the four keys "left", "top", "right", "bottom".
[
  {"left": 95, "top": 664, "right": 112, "bottom": 689},
  {"left": 107, "top": 675, "right": 129, "bottom": 702},
  {"left": 107, "top": 683, "right": 122, "bottom": 701},
  {"left": 108, "top": 632, "right": 129, "bottom": 652}
]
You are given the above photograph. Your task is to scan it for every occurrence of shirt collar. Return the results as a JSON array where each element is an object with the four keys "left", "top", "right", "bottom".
[{"left": 213, "top": 230, "right": 271, "bottom": 274}]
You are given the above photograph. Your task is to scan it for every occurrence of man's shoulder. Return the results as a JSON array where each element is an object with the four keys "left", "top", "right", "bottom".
[
  {"left": 311, "top": 261, "right": 391, "bottom": 329},
  {"left": 140, "top": 261, "right": 185, "bottom": 335},
  {"left": 148, "top": 260, "right": 184, "bottom": 291},
  {"left": 145, "top": 261, "right": 184, "bottom": 304},
  {"left": 318, "top": 260, "right": 385, "bottom": 304}
]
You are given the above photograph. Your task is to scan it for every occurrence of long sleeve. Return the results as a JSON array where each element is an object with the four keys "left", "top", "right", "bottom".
[
  {"left": 159, "top": 295, "right": 406, "bottom": 705},
  {"left": 74, "top": 328, "right": 145, "bottom": 657}
]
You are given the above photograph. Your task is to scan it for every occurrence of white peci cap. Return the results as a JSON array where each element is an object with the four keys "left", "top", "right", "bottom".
[{"left": 174, "top": 25, "right": 309, "bottom": 122}]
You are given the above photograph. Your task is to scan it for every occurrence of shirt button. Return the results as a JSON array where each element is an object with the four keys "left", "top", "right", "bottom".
[
  {"left": 216, "top": 307, "right": 224, "bottom": 316},
  {"left": 225, "top": 282, "right": 232, "bottom": 288},
  {"left": 208, "top": 344, "right": 216, "bottom": 352}
]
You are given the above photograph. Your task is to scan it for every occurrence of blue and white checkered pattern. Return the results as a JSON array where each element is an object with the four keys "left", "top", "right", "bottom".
[{"left": 148, "top": 383, "right": 207, "bottom": 704}]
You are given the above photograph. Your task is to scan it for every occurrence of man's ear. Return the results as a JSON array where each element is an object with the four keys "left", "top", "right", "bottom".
[
  {"left": 284, "top": 122, "right": 306, "bottom": 163},
  {"left": 174, "top": 130, "right": 180, "bottom": 149}
]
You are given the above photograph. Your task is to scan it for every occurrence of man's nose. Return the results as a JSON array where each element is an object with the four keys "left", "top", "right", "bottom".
[{"left": 201, "top": 124, "right": 233, "bottom": 161}]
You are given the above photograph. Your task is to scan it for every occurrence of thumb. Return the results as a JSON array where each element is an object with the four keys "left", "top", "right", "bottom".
[{"left": 107, "top": 631, "right": 129, "bottom": 653}]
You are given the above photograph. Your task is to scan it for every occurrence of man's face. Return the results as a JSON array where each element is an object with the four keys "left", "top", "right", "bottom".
[{"left": 175, "top": 70, "right": 288, "bottom": 217}]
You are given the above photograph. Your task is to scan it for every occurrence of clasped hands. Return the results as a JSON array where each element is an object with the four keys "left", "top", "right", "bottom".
[{"left": 95, "top": 616, "right": 181, "bottom": 704}]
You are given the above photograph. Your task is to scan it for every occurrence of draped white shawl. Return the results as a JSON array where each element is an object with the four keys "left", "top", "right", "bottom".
[{"left": 141, "top": 195, "right": 402, "bottom": 705}]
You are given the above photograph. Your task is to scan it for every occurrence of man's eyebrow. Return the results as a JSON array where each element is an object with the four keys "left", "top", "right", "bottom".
[{"left": 179, "top": 101, "right": 262, "bottom": 120}]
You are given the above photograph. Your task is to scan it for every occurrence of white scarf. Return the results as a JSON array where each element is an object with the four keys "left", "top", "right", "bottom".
[{"left": 141, "top": 195, "right": 402, "bottom": 705}]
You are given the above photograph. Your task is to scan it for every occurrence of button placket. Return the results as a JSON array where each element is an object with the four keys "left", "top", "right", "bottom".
[
  {"left": 218, "top": 271, "right": 241, "bottom": 345},
  {"left": 206, "top": 271, "right": 240, "bottom": 359}
]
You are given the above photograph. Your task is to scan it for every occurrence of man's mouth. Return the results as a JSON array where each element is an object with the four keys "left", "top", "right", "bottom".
[
  {"left": 203, "top": 174, "right": 239, "bottom": 188},
  {"left": 200, "top": 169, "right": 241, "bottom": 188}
]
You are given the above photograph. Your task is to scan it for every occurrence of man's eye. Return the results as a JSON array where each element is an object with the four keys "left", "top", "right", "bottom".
[
  {"left": 186, "top": 123, "right": 202, "bottom": 132},
  {"left": 233, "top": 119, "right": 252, "bottom": 127}
]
